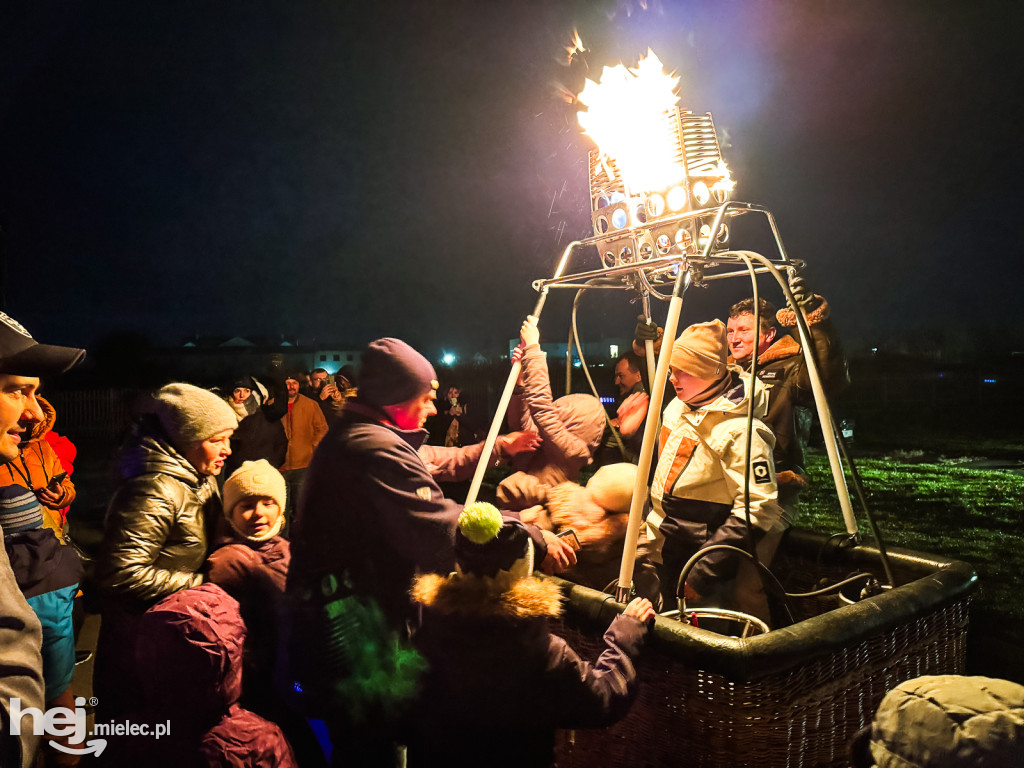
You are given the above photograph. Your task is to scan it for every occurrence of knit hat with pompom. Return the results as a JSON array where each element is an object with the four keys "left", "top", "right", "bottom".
[{"left": 454, "top": 502, "right": 534, "bottom": 582}]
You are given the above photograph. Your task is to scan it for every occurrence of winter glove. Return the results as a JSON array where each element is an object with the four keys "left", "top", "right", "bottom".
[
  {"left": 788, "top": 274, "right": 818, "bottom": 310},
  {"left": 632, "top": 316, "right": 663, "bottom": 356}
]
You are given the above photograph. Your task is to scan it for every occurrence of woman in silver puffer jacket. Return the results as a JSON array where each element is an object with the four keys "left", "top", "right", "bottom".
[{"left": 93, "top": 383, "right": 237, "bottom": 720}]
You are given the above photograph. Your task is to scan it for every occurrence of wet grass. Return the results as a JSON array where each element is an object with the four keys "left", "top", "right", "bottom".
[{"left": 800, "top": 449, "right": 1024, "bottom": 677}]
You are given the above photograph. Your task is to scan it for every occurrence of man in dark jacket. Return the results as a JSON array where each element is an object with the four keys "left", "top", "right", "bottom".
[
  {"left": 288, "top": 337, "right": 576, "bottom": 766},
  {"left": 726, "top": 275, "right": 848, "bottom": 513},
  {"left": 595, "top": 353, "right": 648, "bottom": 466},
  {"left": 0, "top": 312, "right": 84, "bottom": 768}
]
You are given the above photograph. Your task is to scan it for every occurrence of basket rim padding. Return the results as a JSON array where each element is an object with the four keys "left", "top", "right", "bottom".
[{"left": 547, "top": 527, "right": 977, "bottom": 684}]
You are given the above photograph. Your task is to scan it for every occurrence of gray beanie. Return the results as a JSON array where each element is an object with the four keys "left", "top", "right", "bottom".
[
  {"left": 149, "top": 383, "right": 238, "bottom": 451},
  {"left": 359, "top": 338, "right": 438, "bottom": 407}
]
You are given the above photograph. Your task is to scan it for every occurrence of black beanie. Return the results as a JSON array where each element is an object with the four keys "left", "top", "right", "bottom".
[
  {"left": 454, "top": 503, "right": 534, "bottom": 580},
  {"left": 359, "top": 338, "right": 437, "bottom": 407}
]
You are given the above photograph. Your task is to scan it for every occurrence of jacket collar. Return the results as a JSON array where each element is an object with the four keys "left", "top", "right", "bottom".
[
  {"left": 411, "top": 573, "right": 563, "bottom": 620},
  {"left": 727, "top": 333, "right": 801, "bottom": 369},
  {"left": 119, "top": 416, "right": 208, "bottom": 487},
  {"left": 344, "top": 399, "right": 428, "bottom": 450},
  {"left": 757, "top": 334, "right": 801, "bottom": 365},
  {"left": 675, "top": 368, "right": 769, "bottom": 420}
]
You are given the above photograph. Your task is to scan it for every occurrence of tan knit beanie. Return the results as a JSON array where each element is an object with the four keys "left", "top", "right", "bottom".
[
  {"left": 223, "top": 460, "right": 287, "bottom": 517},
  {"left": 149, "top": 383, "right": 239, "bottom": 451},
  {"left": 670, "top": 320, "right": 728, "bottom": 380}
]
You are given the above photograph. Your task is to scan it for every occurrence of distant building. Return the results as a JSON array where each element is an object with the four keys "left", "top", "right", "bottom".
[{"left": 507, "top": 338, "right": 632, "bottom": 363}]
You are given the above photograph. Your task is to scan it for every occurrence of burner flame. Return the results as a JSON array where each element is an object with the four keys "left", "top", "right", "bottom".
[
  {"left": 565, "top": 29, "right": 586, "bottom": 65},
  {"left": 576, "top": 50, "right": 686, "bottom": 194}
]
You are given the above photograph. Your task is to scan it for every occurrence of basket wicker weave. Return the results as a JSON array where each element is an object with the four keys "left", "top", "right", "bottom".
[{"left": 551, "top": 529, "right": 976, "bottom": 768}]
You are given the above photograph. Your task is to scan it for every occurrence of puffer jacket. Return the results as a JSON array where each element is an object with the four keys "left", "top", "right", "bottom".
[
  {"left": 96, "top": 416, "right": 219, "bottom": 611},
  {"left": 289, "top": 399, "right": 550, "bottom": 638},
  {"left": 206, "top": 530, "right": 290, "bottom": 693},
  {"left": 409, "top": 573, "right": 646, "bottom": 767},
  {"left": 100, "top": 584, "right": 297, "bottom": 767},
  {"left": 500, "top": 343, "right": 606, "bottom": 509},
  {"left": 0, "top": 397, "right": 76, "bottom": 537}
]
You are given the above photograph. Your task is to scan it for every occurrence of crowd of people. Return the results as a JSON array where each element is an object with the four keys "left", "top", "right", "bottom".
[{"left": 1, "top": 272, "right": 1021, "bottom": 768}]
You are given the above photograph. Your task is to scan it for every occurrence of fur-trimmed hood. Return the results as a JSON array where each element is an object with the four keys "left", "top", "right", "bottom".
[
  {"left": 411, "top": 572, "right": 563, "bottom": 620},
  {"left": 23, "top": 395, "right": 57, "bottom": 443}
]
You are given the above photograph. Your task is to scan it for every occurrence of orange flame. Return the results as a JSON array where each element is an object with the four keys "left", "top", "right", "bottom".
[
  {"left": 565, "top": 29, "right": 586, "bottom": 65},
  {"left": 576, "top": 50, "right": 686, "bottom": 194}
]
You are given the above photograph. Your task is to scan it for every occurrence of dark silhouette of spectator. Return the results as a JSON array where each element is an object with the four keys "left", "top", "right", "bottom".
[
  {"left": 223, "top": 377, "right": 287, "bottom": 476},
  {"left": 408, "top": 503, "right": 654, "bottom": 767}
]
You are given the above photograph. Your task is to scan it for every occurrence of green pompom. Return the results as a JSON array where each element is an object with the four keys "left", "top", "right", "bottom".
[{"left": 458, "top": 502, "right": 503, "bottom": 544}]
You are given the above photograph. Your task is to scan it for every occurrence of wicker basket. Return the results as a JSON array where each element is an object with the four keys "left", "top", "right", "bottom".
[{"left": 551, "top": 529, "right": 976, "bottom": 768}]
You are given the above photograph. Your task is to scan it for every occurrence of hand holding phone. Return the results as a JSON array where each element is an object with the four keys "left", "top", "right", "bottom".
[{"left": 556, "top": 528, "right": 582, "bottom": 552}]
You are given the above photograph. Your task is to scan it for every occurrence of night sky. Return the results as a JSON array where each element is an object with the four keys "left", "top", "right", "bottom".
[{"left": 2, "top": 0, "right": 1022, "bottom": 362}]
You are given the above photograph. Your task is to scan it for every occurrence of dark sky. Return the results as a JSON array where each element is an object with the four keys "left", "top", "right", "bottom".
[{"left": 1, "top": 0, "right": 1021, "bottom": 360}]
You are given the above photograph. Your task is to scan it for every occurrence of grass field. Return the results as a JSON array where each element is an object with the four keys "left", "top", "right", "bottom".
[{"left": 800, "top": 448, "right": 1024, "bottom": 679}]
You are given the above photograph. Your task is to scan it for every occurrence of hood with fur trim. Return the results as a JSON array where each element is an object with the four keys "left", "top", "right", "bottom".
[
  {"left": 23, "top": 396, "right": 57, "bottom": 443},
  {"left": 411, "top": 572, "right": 563, "bottom": 620}
]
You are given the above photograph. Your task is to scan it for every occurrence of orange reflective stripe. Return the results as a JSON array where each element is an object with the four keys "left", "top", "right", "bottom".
[{"left": 663, "top": 436, "right": 699, "bottom": 496}]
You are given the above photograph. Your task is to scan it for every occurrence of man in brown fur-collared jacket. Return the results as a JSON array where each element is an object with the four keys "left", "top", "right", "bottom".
[{"left": 726, "top": 274, "right": 849, "bottom": 516}]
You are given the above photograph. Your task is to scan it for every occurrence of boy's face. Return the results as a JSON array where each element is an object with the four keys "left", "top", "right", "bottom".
[
  {"left": 669, "top": 367, "right": 716, "bottom": 404},
  {"left": 230, "top": 496, "right": 281, "bottom": 538}
]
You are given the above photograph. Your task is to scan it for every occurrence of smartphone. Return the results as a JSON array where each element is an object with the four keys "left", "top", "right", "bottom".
[
  {"left": 556, "top": 528, "right": 582, "bottom": 551},
  {"left": 48, "top": 472, "right": 68, "bottom": 488}
]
